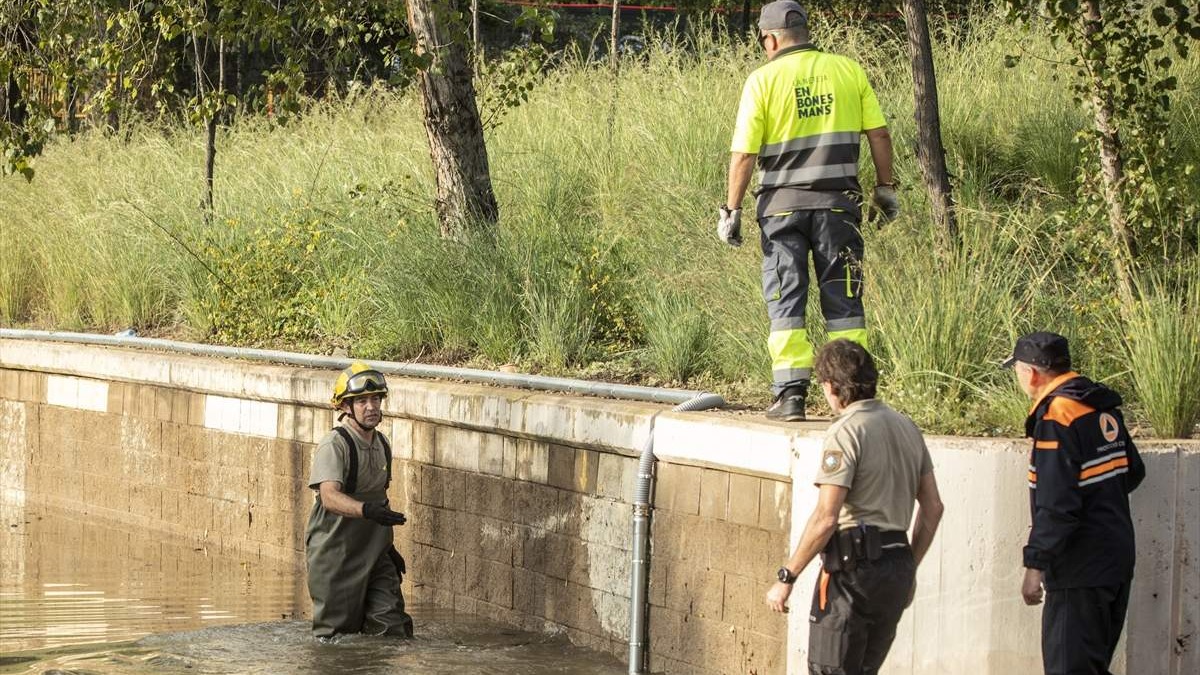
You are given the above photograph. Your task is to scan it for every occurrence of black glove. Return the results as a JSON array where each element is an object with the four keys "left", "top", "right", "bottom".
[
  {"left": 872, "top": 185, "right": 900, "bottom": 222},
  {"left": 362, "top": 500, "right": 407, "bottom": 526}
]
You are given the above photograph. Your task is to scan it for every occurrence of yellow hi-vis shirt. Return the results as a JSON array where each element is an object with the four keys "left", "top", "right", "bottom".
[{"left": 730, "top": 44, "right": 887, "bottom": 218}]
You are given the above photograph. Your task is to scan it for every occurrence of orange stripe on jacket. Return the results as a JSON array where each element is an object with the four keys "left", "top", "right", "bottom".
[
  {"left": 1034, "top": 440, "right": 1059, "bottom": 450},
  {"left": 1079, "top": 457, "right": 1130, "bottom": 481},
  {"left": 1027, "top": 470, "right": 1037, "bottom": 483},
  {"left": 1044, "top": 397, "right": 1095, "bottom": 427}
]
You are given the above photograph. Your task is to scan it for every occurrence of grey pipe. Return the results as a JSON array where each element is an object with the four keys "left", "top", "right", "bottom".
[
  {"left": 627, "top": 392, "right": 725, "bottom": 674},
  {"left": 0, "top": 329, "right": 714, "bottom": 405}
]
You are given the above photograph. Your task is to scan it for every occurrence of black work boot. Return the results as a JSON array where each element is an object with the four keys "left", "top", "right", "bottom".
[{"left": 765, "top": 384, "right": 807, "bottom": 422}]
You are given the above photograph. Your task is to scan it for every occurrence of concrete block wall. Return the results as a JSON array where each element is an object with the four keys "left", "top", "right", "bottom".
[
  {"left": 0, "top": 339, "right": 790, "bottom": 673},
  {"left": 2, "top": 338, "right": 1196, "bottom": 674}
]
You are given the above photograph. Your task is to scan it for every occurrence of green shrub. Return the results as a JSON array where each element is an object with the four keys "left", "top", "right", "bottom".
[
  {"left": 190, "top": 209, "right": 328, "bottom": 345},
  {"left": 0, "top": 232, "right": 36, "bottom": 325},
  {"left": 869, "top": 212, "right": 1030, "bottom": 430}
]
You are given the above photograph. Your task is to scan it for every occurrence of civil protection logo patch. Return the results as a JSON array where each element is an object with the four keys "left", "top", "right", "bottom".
[
  {"left": 1099, "top": 412, "right": 1119, "bottom": 443},
  {"left": 821, "top": 450, "right": 844, "bottom": 474}
]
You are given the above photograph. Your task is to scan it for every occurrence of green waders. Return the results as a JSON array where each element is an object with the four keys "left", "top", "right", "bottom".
[{"left": 305, "top": 428, "right": 414, "bottom": 638}]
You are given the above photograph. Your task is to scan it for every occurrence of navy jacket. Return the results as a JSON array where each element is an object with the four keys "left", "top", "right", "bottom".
[{"left": 1024, "top": 373, "right": 1145, "bottom": 590}]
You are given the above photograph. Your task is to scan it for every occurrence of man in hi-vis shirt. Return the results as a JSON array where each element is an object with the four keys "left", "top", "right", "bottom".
[{"left": 718, "top": 0, "right": 897, "bottom": 422}]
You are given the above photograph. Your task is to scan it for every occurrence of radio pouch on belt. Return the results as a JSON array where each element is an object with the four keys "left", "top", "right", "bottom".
[
  {"left": 820, "top": 534, "right": 844, "bottom": 573},
  {"left": 849, "top": 527, "right": 866, "bottom": 561}
]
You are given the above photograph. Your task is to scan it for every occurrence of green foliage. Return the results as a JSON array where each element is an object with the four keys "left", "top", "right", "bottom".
[
  {"left": 1124, "top": 265, "right": 1200, "bottom": 438},
  {"left": 477, "top": 44, "right": 553, "bottom": 131},
  {"left": 0, "top": 229, "right": 36, "bottom": 324},
  {"left": 0, "top": 0, "right": 415, "bottom": 175},
  {"left": 868, "top": 213, "right": 1032, "bottom": 434},
  {"left": 1003, "top": 0, "right": 1200, "bottom": 263},
  {"left": 639, "top": 289, "right": 712, "bottom": 384},
  {"left": 4, "top": 10, "right": 1199, "bottom": 435},
  {"left": 190, "top": 210, "right": 328, "bottom": 345}
]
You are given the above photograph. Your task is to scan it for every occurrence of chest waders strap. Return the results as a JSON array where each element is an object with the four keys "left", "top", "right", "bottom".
[{"left": 332, "top": 426, "right": 392, "bottom": 495}]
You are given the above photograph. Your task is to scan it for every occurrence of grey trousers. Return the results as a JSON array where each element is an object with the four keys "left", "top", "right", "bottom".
[{"left": 759, "top": 209, "right": 867, "bottom": 394}]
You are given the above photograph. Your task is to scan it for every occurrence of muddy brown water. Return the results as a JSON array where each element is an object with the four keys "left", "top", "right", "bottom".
[{"left": 0, "top": 501, "right": 624, "bottom": 675}]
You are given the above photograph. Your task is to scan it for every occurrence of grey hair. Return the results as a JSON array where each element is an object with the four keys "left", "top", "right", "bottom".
[{"left": 774, "top": 25, "right": 810, "bottom": 45}]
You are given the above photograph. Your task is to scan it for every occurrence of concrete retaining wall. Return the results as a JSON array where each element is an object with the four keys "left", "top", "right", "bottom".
[{"left": 0, "top": 338, "right": 1195, "bottom": 674}]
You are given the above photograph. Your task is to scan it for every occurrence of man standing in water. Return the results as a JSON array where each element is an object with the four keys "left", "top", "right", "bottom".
[{"left": 306, "top": 362, "right": 414, "bottom": 639}]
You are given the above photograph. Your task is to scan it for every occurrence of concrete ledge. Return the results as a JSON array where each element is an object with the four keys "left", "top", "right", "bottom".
[{"left": 655, "top": 412, "right": 827, "bottom": 480}]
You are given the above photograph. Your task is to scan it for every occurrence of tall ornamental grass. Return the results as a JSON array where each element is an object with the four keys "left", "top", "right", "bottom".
[
  {"left": 867, "top": 211, "right": 1034, "bottom": 435},
  {"left": 1124, "top": 267, "right": 1200, "bottom": 438},
  {"left": 1, "top": 10, "right": 1197, "bottom": 436}
]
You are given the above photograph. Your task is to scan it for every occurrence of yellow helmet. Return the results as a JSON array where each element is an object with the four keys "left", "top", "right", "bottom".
[{"left": 331, "top": 362, "right": 389, "bottom": 407}]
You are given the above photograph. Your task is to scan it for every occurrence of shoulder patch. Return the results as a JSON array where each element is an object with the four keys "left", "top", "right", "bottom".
[
  {"left": 1044, "top": 397, "right": 1095, "bottom": 427},
  {"left": 821, "top": 450, "right": 844, "bottom": 474},
  {"left": 1099, "top": 412, "right": 1120, "bottom": 442}
]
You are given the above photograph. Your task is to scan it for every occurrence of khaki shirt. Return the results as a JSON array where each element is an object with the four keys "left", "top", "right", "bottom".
[
  {"left": 308, "top": 425, "right": 390, "bottom": 496},
  {"left": 815, "top": 399, "right": 932, "bottom": 531}
]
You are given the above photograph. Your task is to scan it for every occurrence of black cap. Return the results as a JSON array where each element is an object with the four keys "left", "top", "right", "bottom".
[
  {"left": 758, "top": 1, "right": 809, "bottom": 30},
  {"left": 1002, "top": 331, "right": 1071, "bottom": 370}
]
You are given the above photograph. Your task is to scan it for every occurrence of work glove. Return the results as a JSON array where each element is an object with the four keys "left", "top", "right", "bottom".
[
  {"left": 872, "top": 185, "right": 900, "bottom": 222},
  {"left": 362, "top": 500, "right": 407, "bottom": 526},
  {"left": 717, "top": 205, "right": 743, "bottom": 247}
]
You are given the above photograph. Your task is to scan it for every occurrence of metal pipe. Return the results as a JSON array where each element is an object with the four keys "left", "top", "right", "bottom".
[
  {"left": 0, "top": 329, "right": 716, "bottom": 405},
  {"left": 627, "top": 392, "right": 725, "bottom": 674}
]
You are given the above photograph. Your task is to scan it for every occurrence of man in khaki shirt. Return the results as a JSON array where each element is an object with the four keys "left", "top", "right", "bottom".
[
  {"left": 306, "top": 362, "right": 413, "bottom": 639},
  {"left": 765, "top": 340, "right": 944, "bottom": 675}
]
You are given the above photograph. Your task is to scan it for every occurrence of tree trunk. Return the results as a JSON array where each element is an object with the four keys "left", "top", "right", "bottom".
[
  {"left": 901, "top": 0, "right": 958, "bottom": 243},
  {"left": 406, "top": 0, "right": 498, "bottom": 237},
  {"left": 742, "top": 0, "right": 752, "bottom": 36},
  {"left": 192, "top": 31, "right": 214, "bottom": 225},
  {"left": 471, "top": 0, "right": 480, "bottom": 57},
  {"left": 1083, "top": 0, "right": 1136, "bottom": 304},
  {"left": 610, "top": 1, "right": 620, "bottom": 71},
  {"left": 3, "top": 76, "right": 25, "bottom": 127},
  {"left": 204, "top": 116, "right": 216, "bottom": 225}
]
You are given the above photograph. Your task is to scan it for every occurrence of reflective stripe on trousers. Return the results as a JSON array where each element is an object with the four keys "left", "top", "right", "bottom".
[{"left": 760, "top": 209, "right": 867, "bottom": 395}]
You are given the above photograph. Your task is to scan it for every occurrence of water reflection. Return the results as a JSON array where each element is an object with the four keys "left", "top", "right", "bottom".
[
  {"left": 1, "top": 500, "right": 303, "bottom": 654},
  {"left": 1, "top": 502, "right": 623, "bottom": 675}
]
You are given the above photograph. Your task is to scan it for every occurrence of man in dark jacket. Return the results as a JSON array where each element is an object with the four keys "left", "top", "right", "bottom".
[{"left": 1004, "top": 332, "right": 1145, "bottom": 675}]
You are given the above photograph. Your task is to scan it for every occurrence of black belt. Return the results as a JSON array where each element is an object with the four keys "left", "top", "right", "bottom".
[{"left": 880, "top": 530, "right": 909, "bottom": 547}]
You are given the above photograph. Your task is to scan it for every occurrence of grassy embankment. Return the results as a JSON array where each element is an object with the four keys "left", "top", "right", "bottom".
[{"left": 1, "top": 12, "right": 1197, "bottom": 437}]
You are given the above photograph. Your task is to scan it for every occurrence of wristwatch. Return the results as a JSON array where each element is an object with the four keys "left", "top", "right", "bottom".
[{"left": 777, "top": 567, "right": 798, "bottom": 584}]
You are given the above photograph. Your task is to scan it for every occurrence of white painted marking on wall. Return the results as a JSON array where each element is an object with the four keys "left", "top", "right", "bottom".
[
  {"left": 203, "top": 394, "right": 278, "bottom": 438},
  {"left": 45, "top": 375, "right": 109, "bottom": 413},
  {"left": 1, "top": 400, "right": 28, "bottom": 503},
  {"left": 654, "top": 415, "right": 792, "bottom": 478},
  {"left": 581, "top": 497, "right": 631, "bottom": 638}
]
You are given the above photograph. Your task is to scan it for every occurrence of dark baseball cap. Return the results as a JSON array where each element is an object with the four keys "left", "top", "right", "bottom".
[
  {"left": 1002, "top": 331, "right": 1071, "bottom": 370},
  {"left": 758, "top": 1, "right": 809, "bottom": 30}
]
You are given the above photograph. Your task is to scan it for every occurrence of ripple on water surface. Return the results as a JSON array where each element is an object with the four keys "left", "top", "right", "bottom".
[{"left": 1, "top": 502, "right": 623, "bottom": 675}]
